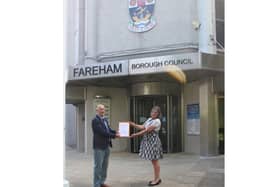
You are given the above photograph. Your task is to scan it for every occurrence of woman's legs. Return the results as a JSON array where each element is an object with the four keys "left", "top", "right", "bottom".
[{"left": 151, "top": 159, "right": 161, "bottom": 182}]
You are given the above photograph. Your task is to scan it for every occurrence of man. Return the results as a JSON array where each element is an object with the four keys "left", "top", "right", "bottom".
[{"left": 92, "top": 104, "right": 120, "bottom": 187}]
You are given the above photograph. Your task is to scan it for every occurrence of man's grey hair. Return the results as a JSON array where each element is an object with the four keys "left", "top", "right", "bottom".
[{"left": 96, "top": 104, "right": 104, "bottom": 111}]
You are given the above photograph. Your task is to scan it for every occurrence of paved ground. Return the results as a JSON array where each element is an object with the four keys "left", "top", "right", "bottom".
[{"left": 65, "top": 147, "right": 224, "bottom": 187}]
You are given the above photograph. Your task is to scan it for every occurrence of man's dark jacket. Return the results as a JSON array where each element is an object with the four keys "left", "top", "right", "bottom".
[{"left": 92, "top": 115, "right": 116, "bottom": 149}]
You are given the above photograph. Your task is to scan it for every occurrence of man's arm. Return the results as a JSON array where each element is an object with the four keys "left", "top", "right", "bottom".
[
  {"left": 92, "top": 119, "right": 116, "bottom": 138},
  {"left": 109, "top": 128, "right": 116, "bottom": 134}
]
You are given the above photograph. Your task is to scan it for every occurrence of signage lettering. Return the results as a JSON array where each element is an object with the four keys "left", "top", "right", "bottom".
[
  {"left": 73, "top": 64, "right": 122, "bottom": 77},
  {"left": 132, "top": 61, "right": 163, "bottom": 69},
  {"left": 131, "top": 58, "right": 193, "bottom": 70}
]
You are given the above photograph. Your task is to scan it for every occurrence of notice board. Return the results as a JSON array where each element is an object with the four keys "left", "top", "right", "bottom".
[{"left": 186, "top": 104, "right": 200, "bottom": 135}]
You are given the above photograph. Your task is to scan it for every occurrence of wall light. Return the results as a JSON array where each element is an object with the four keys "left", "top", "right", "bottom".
[{"left": 192, "top": 20, "right": 201, "bottom": 30}]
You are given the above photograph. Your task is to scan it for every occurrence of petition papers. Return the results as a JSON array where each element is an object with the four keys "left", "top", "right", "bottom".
[{"left": 118, "top": 122, "right": 130, "bottom": 137}]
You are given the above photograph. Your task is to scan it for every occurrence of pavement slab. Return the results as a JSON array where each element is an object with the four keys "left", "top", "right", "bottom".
[{"left": 65, "top": 147, "right": 224, "bottom": 187}]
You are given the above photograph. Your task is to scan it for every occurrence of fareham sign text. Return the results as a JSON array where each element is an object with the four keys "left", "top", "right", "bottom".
[{"left": 70, "top": 61, "right": 129, "bottom": 79}]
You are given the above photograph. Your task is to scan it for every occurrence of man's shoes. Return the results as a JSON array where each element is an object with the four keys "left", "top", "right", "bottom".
[
  {"left": 101, "top": 184, "right": 110, "bottom": 187},
  {"left": 148, "top": 179, "right": 162, "bottom": 186}
]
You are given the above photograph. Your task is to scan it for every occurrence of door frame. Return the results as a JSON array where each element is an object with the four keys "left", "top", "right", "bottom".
[
  {"left": 215, "top": 95, "right": 224, "bottom": 154},
  {"left": 130, "top": 95, "right": 182, "bottom": 153}
]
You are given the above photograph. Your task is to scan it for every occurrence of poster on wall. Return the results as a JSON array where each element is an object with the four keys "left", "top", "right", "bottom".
[
  {"left": 93, "top": 98, "right": 111, "bottom": 125},
  {"left": 186, "top": 104, "right": 200, "bottom": 135}
]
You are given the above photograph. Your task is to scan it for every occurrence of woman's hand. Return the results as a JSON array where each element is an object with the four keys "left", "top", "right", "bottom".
[
  {"left": 129, "top": 121, "right": 145, "bottom": 131},
  {"left": 129, "top": 121, "right": 135, "bottom": 127},
  {"left": 129, "top": 133, "right": 137, "bottom": 138}
]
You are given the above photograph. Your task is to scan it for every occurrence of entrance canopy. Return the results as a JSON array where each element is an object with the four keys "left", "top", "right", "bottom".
[
  {"left": 66, "top": 52, "right": 223, "bottom": 87},
  {"left": 66, "top": 69, "right": 223, "bottom": 87}
]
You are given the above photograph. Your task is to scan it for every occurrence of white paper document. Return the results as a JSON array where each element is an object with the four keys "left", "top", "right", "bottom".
[{"left": 118, "top": 122, "right": 130, "bottom": 137}]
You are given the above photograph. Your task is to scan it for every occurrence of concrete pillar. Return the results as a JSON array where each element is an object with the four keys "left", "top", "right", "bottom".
[
  {"left": 78, "top": 0, "right": 85, "bottom": 64},
  {"left": 84, "top": 88, "right": 94, "bottom": 154},
  {"left": 76, "top": 104, "right": 85, "bottom": 152},
  {"left": 199, "top": 78, "right": 218, "bottom": 156},
  {"left": 84, "top": 0, "right": 97, "bottom": 64},
  {"left": 184, "top": 81, "right": 200, "bottom": 154},
  {"left": 65, "top": 104, "right": 77, "bottom": 147},
  {"left": 64, "top": 0, "right": 77, "bottom": 66},
  {"left": 198, "top": 0, "right": 217, "bottom": 54}
]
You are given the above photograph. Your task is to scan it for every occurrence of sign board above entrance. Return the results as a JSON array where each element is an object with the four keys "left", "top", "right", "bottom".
[
  {"left": 129, "top": 53, "right": 199, "bottom": 75},
  {"left": 67, "top": 53, "right": 199, "bottom": 80}
]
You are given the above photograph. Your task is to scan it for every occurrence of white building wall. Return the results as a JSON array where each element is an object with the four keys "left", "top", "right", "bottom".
[
  {"left": 65, "top": 0, "right": 79, "bottom": 66},
  {"left": 95, "top": 0, "right": 198, "bottom": 54},
  {"left": 66, "top": 0, "right": 222, "bottom": 65}
]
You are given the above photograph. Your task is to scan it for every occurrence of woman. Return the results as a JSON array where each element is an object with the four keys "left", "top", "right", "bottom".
[{"left": 129, "top": 106, "right": 163, "bottom": 186}]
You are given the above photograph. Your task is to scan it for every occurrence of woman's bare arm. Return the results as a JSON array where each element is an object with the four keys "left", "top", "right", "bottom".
[
  {"left": 130, "top": 125, "right": 157, "bottom": 138},
  {"left": 129, "top": 121, "right": 145, "bottom": 130}
]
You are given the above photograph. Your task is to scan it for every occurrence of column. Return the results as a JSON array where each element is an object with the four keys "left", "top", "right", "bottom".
[
  {"left": 84, "top": 88, "right": 94, "bottom": 154},
  {"left": 84, "top": 0, "right": 97, "bottom": 64},
  {"left": 198, "top": 0, "right": 217, "bottom": 54},
  {"left": 78, "top": 0, "right": 85, "bottom": 64},
  {"left": 76, "top": 104, "right": 85, "bottom": 152},
  {"left": 199, "top": 78, "right": 218, "bottom": 156}
]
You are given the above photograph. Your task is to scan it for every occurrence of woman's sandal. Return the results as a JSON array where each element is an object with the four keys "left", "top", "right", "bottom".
[{"left": 148, "top": 179, "right": 162, "bottom": 186}]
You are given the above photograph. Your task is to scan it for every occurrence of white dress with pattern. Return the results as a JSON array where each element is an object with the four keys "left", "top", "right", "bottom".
[{"left": 139, "top": 118, "right": 163, "bottom": 160}]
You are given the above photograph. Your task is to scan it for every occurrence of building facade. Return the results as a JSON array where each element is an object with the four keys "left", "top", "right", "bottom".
[{"left": 65, "top": 0, "right": 224, "bottom": 156}]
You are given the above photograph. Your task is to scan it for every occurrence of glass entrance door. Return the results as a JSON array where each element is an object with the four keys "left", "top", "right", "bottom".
[{"left": 130, "top": 95, "right": 182, "bottom": 153}]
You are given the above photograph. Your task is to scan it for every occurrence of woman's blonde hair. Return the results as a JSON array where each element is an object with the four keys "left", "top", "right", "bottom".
[{"left": 151, "top": 106, "right": 161, "bottom": 118}]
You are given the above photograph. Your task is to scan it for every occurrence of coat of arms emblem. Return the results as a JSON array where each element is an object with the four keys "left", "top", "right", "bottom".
[{"left": 128, "top": 0, "right": 156, "bottom": 32}]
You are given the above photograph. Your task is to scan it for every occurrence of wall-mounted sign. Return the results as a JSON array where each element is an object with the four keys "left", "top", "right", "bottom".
[
  {"left": 68, "top": 60, "right": 128, "bottom": 80},
  {"left": 129, "top": 53, "right": 199, "bottom": 75},
  {"left": 68, "top": 53, "right": 200, "bottom": 80},
  {"left": 128, "top": 0, "right": 156, "bottom": 32},
  {"left": 186, "top": 104, "right": 200, "bottom": 135}
]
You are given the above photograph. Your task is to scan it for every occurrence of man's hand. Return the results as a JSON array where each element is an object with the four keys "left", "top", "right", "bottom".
[{"left": 115, "top": 132, "right": 120, "bottom": 138}]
